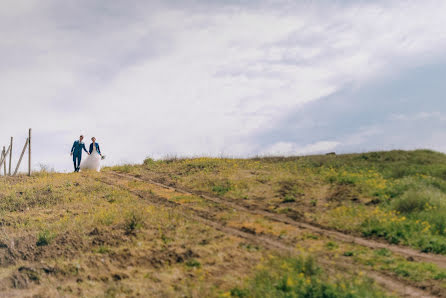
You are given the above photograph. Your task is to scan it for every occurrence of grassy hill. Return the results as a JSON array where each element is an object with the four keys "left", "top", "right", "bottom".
[{"left": 1, "top": 150, "right": 446, "bottom": 297}]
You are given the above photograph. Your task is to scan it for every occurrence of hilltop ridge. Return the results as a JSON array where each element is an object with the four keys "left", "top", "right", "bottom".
[{"left": 0, "top": 150, "right": 445, "bottom": 297}]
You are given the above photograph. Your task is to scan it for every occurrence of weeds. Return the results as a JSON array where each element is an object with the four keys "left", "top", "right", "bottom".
[
  {"left": 185, "top": 259, "right": 201, "bottom": 268},
  {"left": 124, "top": 209, "right": 145, "bottom": 235},
  {"left": 228, "top": 255, "right": 388, "bottom": 297},
  {"left": 36, "top": 229, "right": 55, "bottom": 246},
  {"left": 211, "top": 180, "right": 232, "bottom": 195}
]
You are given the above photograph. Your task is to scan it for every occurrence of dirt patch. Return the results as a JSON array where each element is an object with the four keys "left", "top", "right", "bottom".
[
  {"left": 89, "top": 227, "right": 129, "bottom": 247},
  {"left": 0, "top": 235, "right": 37, "bottom": 267},
  {"left": 276, "top": 179, "right": 304, "bottom": 201},
  {"left": 105, "top": 247, "right": 199, "bottom": 269},
  {"left": 10, "top": 266, "right": 41, "bottom": 289},
  {"left": 326, "top": 184, "right": 361, "bottom": 203},
  {"left": 1, "top": 231, "right": 88, "bottom": 268}
]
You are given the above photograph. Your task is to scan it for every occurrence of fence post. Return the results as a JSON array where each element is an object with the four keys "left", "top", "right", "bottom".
[
  {"left": 9, "top": 137, "right": 13, "bottom": 176},
  {"left": 2, "top": 146, "right": 6, "bottom": 176},
  {"left": 0, "top": 145, "right": 11, "bottom": 171},
  {"left": 28, "top": 128, "right": 31, "bottom": 176},
  {"left": 1, "top": 149, "right": 4, "bottom": 177},
  {"left": 13, "top": 138, "right": 29, "bottom": 176}
]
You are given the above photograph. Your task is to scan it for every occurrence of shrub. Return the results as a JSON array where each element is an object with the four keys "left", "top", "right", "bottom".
[
  {"left": 282, "top": 195, "right": 296, "bottom": 203},
  {"left": 124, "top": 209, "right": 145, "bottom": 235},
  {"left": 143, "top": 158, "right": 156, "bottom": 167},
  {"left": 343, "top": 251, "right": 354, "bottom": 257},
  {"left": 392, "top": 190, "right": 432, "bottom": 213},
  {"left": 185, "top": 259, "right": 201, "bottom": 268},
  {"left": 94, "top": 246, "right": 111, "bottom": 254},
  {"left": 36, "top": 229, "right": 54, "bottom": 246},
  {"left": 211, "top": 180, "right": 232, "bottom": 195},
  {"left": 417, "top": 210, "right": 446, "bottom": 236}
]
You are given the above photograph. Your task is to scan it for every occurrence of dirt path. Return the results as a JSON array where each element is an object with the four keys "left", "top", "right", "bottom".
[
  {"left": 110, "top": 171, "right": 446, "bottom": 270},
  {"left": 101, "top": 172, "right": 440, "bottom": 298}
]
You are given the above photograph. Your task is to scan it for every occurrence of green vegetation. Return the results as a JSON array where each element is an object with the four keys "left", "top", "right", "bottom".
[
  {"left": 124, "top": 150, "right": 446, "bottom": 254},
  {"left": 123, "top": 209, "right": 145, "bottom": 235},
  {"left": 2, "top": 149, "right": 446, "bottom": 296},
  {"left": 36, "top": 229, "right": 55, "bottom": 246},
  {"left": 317, "top": 151, "right": 446, "bottom": 254},
  {"left": 345, "top": 247, "right": 446, "bottom": 282},
  {"left": 228, "top": 255, "right": 388, "bottom": 298}
]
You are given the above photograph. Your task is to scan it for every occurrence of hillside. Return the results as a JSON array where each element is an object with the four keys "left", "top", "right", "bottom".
[{"left": 1, "top": 150, "right": 446, "bottom": 297}]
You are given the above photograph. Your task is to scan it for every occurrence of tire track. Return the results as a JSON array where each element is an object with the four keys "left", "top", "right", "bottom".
[
  {"left": 110, "top": 171, "right": 446, "bottom": 270},
  {"left": 100, "top": 173, "right": 439, "bottom": 298}
]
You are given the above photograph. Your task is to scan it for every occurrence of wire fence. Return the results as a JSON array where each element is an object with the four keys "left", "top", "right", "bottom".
[{"left": 0, "top": 128, "right": 32, "bottom": 176}]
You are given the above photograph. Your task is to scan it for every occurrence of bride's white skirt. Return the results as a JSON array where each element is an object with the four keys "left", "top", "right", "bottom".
[{"left": 80, "top": 152, "right": 101, "bottom": 172}]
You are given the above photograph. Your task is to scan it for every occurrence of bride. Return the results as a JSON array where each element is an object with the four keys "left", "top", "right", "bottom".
[{"left": 80, "top": 137, "right": 104, "bottom": 172}]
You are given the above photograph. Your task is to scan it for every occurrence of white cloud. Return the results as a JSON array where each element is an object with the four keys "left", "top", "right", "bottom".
[
  {"left": 263, "top": 141, "right": 340, "bottom": 156},
  {"left": 1, "top": 0, "right": 446, "bottom": 171}
]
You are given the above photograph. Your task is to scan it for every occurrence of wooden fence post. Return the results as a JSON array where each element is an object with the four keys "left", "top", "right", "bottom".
[
  {"left": 2, "top": 147, "right": 6, "bottom": 176},
  {"left": 28, "top": 128, "right": 31, "bottom": 176},
  {"left": 13, "top": 138, "right": 29, "bottom": 176},
  {"left": 1, "top": 148, "right": 4, "bottom": 177},
  {"left": 0, "top": 145, "right": 11, "bottom": 171},
  {"left": 9, "top": 137, "right": 13, "bottom": 176}
]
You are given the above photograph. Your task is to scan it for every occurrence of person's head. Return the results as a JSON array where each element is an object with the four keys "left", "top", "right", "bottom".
[
  {"left": 91, "top": 137, "right": 96, "bottom": 143},
  {"left": 79, "top": 135, "right": 84, "bottom": 141}
]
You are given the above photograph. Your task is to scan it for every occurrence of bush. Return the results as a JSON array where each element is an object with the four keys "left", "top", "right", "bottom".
[
  {"left": 416, "top": 209, "right": 446, "bottom": 236},
  {"left": 392, "top": 191, "right": 432, "bottom": 213},
  {"left": 282, "top": 195, "right": 296, "bottom": 203},
  {"left": 124, "top": 210, "right": 145, "bottom": 235},
  {"left": 36, "top": 229, "right": 54, "bottom": 246},
  {"left": 211, "top": 180, "right": 232, "bottom": 195},
  {"left": 185, "top": 259, "right": 201, "bottom": 268},
  {"left": 143, "top": 158, "right": 156, "bottom": 168}
]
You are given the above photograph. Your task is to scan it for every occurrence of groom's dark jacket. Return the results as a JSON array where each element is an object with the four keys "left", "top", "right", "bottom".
[
  {"left": 89, "top": 143, "right": 101, "bottom": 155},
  {"left": 71, "top": 140, "right": 88, "bottom": 156}
]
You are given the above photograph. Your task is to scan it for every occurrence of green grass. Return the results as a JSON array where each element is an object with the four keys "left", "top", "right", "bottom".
[
  {"left": 133, "top": 150, "right": 446, "bottom": 254},
  {"left": 123, "top": 209, "right": 145, "bottom": 235},
  {"left": 228, "top": 255, "right": 388, "bottom": 297},
  {"left": 347, "top": 246, "right": 446, "bottom": 282},
  {"left": 311, "top": 151, "right": 446, "bottom": 254},
  {"left": 36, "top": 229, "right": 55, "bottom": 246}
]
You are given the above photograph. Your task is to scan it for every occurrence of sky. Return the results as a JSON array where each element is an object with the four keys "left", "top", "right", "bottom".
[{"left": 0, "top": 0, "right": 445, "bottom": 172}]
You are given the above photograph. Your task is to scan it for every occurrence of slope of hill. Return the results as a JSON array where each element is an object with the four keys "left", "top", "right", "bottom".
[{"left": 1, "top": 150, "right": 446, "bottom": 297}]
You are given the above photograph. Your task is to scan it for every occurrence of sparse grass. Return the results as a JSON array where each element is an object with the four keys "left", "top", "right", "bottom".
[
  {"left": 93, "top": 246, "right": 111, "bottom": 254},
  {"left": 1, "top": 150, "right": 446, "bottom": 296},
  {"left": 132, "top": 150, "right": 446, "bottom": 255},
  {"left": 185, "top": 259, "right": 201, "bottom": 268}
]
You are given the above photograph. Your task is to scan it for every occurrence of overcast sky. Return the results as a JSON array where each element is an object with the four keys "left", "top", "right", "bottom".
[{"left": 1, "top": 0, "right": 445, "bottom": 172}]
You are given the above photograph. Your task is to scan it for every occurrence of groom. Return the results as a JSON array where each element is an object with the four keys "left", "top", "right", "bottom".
[{"left": 70, "top": 135, "right": 89, "bottom": 172}]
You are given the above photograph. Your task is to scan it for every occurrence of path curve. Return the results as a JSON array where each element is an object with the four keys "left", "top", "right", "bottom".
[
  {"left": 110, "top": 171, "right": 446, "bottom": 270},
  {"left": 101, "top": 172, "right": 440, "bottom": 297}
]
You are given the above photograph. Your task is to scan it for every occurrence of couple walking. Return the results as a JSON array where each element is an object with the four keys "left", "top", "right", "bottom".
[{"left": 70, "top": 135, "right": 104, "bottom": 172}]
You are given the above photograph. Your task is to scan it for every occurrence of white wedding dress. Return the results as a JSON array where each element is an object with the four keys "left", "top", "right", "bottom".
[{"left": 80, "top": 144, "right": 101, "bottom": 172}]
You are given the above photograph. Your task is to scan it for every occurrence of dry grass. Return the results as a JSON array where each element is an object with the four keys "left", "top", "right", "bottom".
[{"left": 1, "top": 150, "right": 446, "bottom": 296}]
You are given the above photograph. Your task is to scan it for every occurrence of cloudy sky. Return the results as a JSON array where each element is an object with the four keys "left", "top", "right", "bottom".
[{"left": 1, "top": 0, "right": 445, "bottom": 172}]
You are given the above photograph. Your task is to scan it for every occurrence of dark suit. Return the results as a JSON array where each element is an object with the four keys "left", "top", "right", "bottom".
[{"left": 71, "top": 140, "right": 88, "bottom": 172}]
